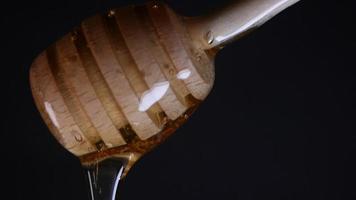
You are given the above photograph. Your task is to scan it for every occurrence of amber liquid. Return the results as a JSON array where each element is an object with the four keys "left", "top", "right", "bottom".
[
  {"left": 79, "top": 99, "right": 199, "bottom": 170},
  {"left": 81, "top": 102, "right": 199, "bottom": 200},
  {"left": 84, "top": 158, "right": 125, "bottom": 200}
]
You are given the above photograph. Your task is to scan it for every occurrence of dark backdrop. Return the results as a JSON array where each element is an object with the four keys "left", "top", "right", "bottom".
[{"left": 1, "top": 0, "right": 355, "bottom": 199}]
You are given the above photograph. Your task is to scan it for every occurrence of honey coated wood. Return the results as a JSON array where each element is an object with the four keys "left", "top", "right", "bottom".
[{"left": 29, "top": 0, "right": 299, "bottom": 175}]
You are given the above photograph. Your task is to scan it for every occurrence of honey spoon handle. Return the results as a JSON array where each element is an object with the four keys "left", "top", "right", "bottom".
[{"left": 185, "top": 0, "right": 300, "bottom": 49}]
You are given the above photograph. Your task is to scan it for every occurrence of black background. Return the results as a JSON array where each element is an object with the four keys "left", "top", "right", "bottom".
[{"left": 1, "top": 0, "right": 355, "bottom": 199}]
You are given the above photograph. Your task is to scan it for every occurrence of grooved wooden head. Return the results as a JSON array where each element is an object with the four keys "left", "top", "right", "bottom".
[
  {"left": 30, "top": 0, "right": 298, "bottom": 177},
  {"left": 29, "top": 2, "right": 214, "bottom": 173}
]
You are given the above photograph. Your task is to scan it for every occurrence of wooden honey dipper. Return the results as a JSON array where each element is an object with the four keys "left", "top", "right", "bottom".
[{"left": 29, "top": 0, "right": 299, "bottom": 199}]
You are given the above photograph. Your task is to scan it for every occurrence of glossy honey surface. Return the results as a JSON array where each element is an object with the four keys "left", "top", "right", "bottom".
[{"left": 30, "top": 2, "right": 215, "bottom": 169}]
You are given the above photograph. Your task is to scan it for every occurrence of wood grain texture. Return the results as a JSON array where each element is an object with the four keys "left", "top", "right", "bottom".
[
  {"left": 29, "top": 3, "right": 214, "bottom": 168},
  {"left": 30, "top": 52, "right": 97, "bottom": 155},
  {"left": 148, "top": 2, "right": 214, "bottom": 100},
  {"left": 115, "top": 7, "right": 187, "bottom": 120}
]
